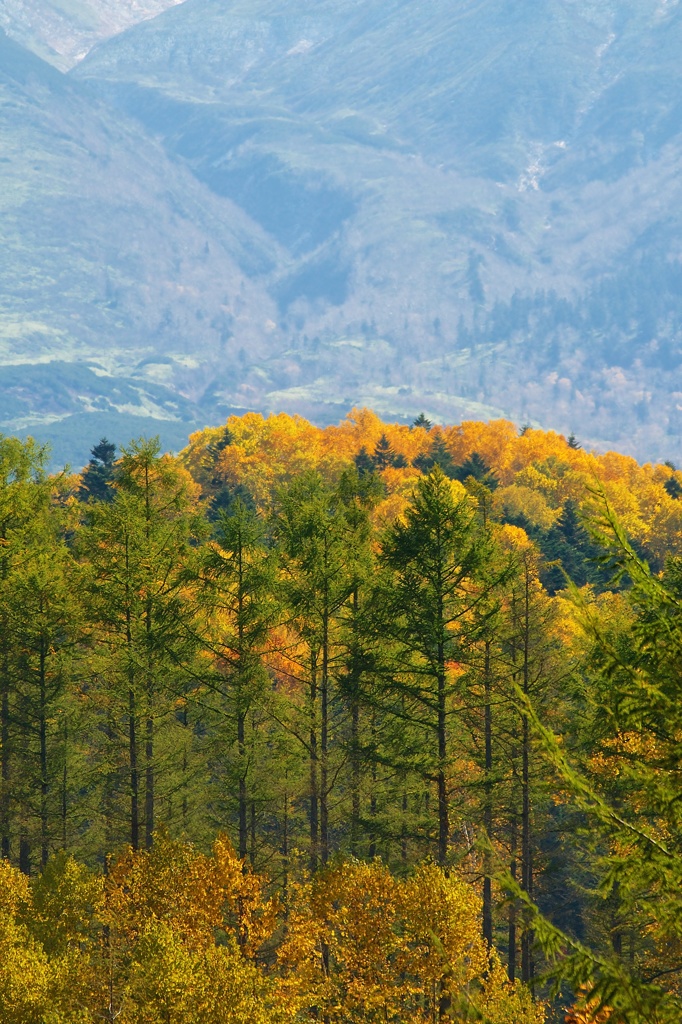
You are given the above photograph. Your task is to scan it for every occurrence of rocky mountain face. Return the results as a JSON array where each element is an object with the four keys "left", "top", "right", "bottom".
[{"left": 2, "top": 0, "right": 682, "bottom": 465}]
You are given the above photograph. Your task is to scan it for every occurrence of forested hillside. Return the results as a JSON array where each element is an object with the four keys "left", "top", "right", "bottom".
[{"left": 1, "top": 410, "right": 682, "bottom": 1022}]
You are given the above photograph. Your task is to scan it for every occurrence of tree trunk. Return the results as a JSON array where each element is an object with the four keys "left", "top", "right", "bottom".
[
  {"left": 61, "top": 717, "right": 68, "bottom": 849},
  {"left": 369, "top": 711, "right": 377, "bottom": 858},
  {"left": 508, "top": 806, "right": 518, "bottom": 982},
  {"left": 238, "top": 710, "right": 247, "bottom": 860},
  {"left": 282, "top": 784, "right": 289, "bottom": 900},
  {"left": 143, "top": 469, "right": 154, "bottom": 850},
  {"left": 126, "top": 538, "right": 139, "bottom": 850},
  {"left": 521, "top": 568, "right": 534, "bottom": 988},
  {"left": 1, "top": 666, "right": 10, "bottom": 859},
  {"left": 437, "top": 636, "right": 448, "bottom": 865},
  {"left": 320, "top": 609, "right": 329, "bottom": 866},
  {"left": 129, "top": 685, "right": 139, "bottom": 851},
  {"left": 309, "top": 648, "right": 319, "bottom": 871},
  {"left": 145, "top": 714, "right": 154, "bottom": 849},
  {"left": 19, "top": 833, "right": 30, "bottom": 875},
  {"left": 483, "top": 640, "right": 493, "bottom": 948},
  {"left": 349, "top": 588, "right": 361, "bottom": 857},
  {"left": 39, "top": 635, "right": 49, "bottom": 867},
  {"left": 350, "top": 696, "right": 360, "bottom": 856}
]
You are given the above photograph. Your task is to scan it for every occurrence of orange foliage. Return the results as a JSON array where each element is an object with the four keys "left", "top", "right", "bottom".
[
  {"left": 105, "top": 830, "right": 278, "bottom": 957},
  {"left": 183, "top": 409, "right": 682, "bottom": 555},
  {"left": 565, "top": 990, "right": 613, "bottom": 1023}
]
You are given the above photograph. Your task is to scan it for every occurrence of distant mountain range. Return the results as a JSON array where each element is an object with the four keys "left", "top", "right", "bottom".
[
  {"left": 2, "top": 0, "right": 682, "bottom": 466},
  {"left": 0, "top": 0, "right": 182, "bottom": 68}
]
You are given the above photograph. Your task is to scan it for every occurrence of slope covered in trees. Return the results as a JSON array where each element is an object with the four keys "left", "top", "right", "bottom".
[{"left": 1, "top": 410, "right": 682, "bottom": 1023}]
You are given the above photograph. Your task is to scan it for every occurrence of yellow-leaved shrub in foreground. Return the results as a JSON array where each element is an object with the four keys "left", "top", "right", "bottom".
[
  {"left": 278, "top": 859, "right": 544, "bottom": 1023},
  {"left": 0, "top": 833, "right": 543, "bottom": 1024}
]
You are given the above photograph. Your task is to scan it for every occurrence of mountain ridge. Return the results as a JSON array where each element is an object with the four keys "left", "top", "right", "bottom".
[
  {"left": 0, "top": 0, "right": 184, "bottom": 69},
  {"left": 3, "top": 0, "right": 682, "bottom": 465}
]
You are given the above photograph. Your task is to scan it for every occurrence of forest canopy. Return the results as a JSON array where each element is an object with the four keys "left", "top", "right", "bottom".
[{"left": 1, "top": 409, "right": 682, "bottom": 1024}]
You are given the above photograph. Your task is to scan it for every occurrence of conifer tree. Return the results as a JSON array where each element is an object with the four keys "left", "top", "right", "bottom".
[
  {"left": 0, "top": 436, "right": 56, "bottom": 863},
  {"left": 78, "top": 438, "right": 116, "bottom": 503},
  {"left": 195, "top": 499, "right": 276, "bottom": 862},
  {"left": 413, "top": 434, "right": 456, "bottom": 477},
  {"left": 79, "top": 439, "right": 205, "bottom": 851},
  {"left": 454, "top": 451, "right": 498, "bottom": 491},
  {"left": 354, "top": 446, "right": 376, "bottom": 476},
  {"left": 378, "top": 468, "right": 497, "bottom": 864},
  {"left": 541, "top": 500, "right": 602, "bottom": 594},
  {"left": 7, "top": 535, "right": 83, "bottom": 868},
  {"left": 274, "top": 472, "right": 365, "bottom": 868}
]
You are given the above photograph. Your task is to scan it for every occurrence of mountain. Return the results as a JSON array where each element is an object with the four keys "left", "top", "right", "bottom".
[
  {"left": 0, "top": 27, "right": 282, "bottom": 466},
  {"left": 0, "top": 0, "right": 183, "bottom": 69},
  {"left": 4, "top": 0, "right": 682, "bottom": 465}
]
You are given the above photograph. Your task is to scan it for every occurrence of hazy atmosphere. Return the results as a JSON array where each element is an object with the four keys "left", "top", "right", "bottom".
[{"left": 3, "top": 1, "right": 682, "bottom": 465}]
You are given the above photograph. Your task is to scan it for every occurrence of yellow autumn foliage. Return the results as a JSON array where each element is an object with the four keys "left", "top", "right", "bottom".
[
  {"left": 276, "top": 859, "right": 530, "bottom": 1024},
  {"left": 0, "top": 912, "right": 50, "bottom": 1024},
  {"left": 124, "top": 921, "right": 289, "bottom": 1024},
  {"left": 0, "top": 840, "right": 544, "bottom": 1024},
  {"left": 182, "top": 409, "right": 682, "bottom": 563}
]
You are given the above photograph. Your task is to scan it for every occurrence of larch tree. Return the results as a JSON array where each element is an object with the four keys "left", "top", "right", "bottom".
[
  {"left": 0, "top": 436, "right": 62, "bottom": 866},
  {"left": 78, "top": 439, "right": 205, "bottom": 850},
  {"left": 378, "top": 467, "right": 500, "bottom": 864},
  {"left": 195, "top": 498, "right": 277, "bottom": 863}
]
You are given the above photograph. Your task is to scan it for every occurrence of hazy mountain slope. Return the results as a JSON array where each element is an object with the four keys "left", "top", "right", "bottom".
[
  {"left": 0, "top": 29, "right": 281, "bottom": 465},
  {"left": 69, "top": 0, "right": 682, "bottom": 459},
  {"left": 0, "top": 0, "right": 184, "bottom": 68},
  {"left": 76, "top": 0, "right": 677, "bottom": 172},
  {"left": 3, "top": 1, "right": 682, "bottom": 464}
]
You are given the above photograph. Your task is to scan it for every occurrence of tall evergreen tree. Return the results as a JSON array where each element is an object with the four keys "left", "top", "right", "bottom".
[
  {"left": 274, "top": 472, "right": 365, "bottom": 869},
  {"left": 454, "top": 452, "right": 498, "bottom": 491},
  {"left": 378, "top": 468, "right": 498, "bottom": 864},
  {"left": 79, "top": 439, "right": 205, "bottom": 851},
  {"left": 195, "top": 499, "right": 276, "bottom": 862},
  {"left": 78, "top": 438, "right": 116, "bottom": 503},
  {"left": 541, "top": 500, "right": 602, "bottom": 595},
  {"left": 8, "top": 534, "right": 83, "bottom": 868},
  {"left": 0, "top": 436, "right": 55, "bottom": 864},
  {"left": 413, "top": 434, "right": 457, "bottom": 477}
]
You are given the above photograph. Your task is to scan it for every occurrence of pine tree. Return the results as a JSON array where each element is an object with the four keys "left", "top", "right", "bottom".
[
  {"left": 0, "top": 436, "right": 56, "bottom": 864},
  {"left": 540, "top": 500, "right": 602, "bottom": 594},
  {"left": 454, "top": 451, "right": 498, "bottom": 491},
  {"left": 413, "top": 434, "right": 457, "bottom": 477},
  {"left": 513, "top": 502, "right": 682, "bottom": 1021},
  {"left": 7, "top": 534, "right": 83, "bottom": 867},
  {"left": 78, "top": 438, "right": 116, "bottom": 503},
  {"left": 664, "top": 476, "right": 682, "bottom": 500},
  {"left": 274, "top": 473, "right": 358, "bottom": 869},
  {"left": 373, "top": 434, "right": 396, "bottom": 470},
  {"left": 354, "top": 446, "right": 376, "bottom": 476}
]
